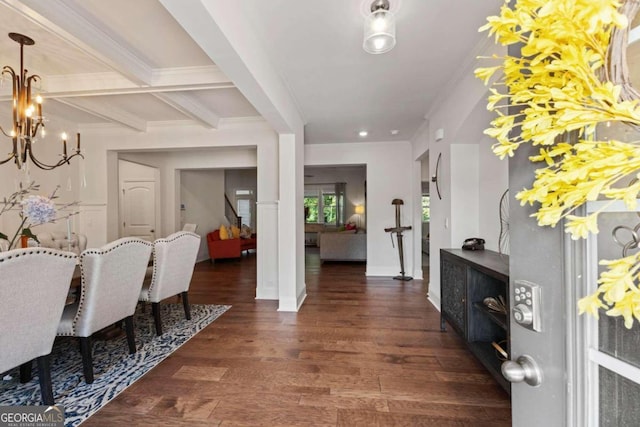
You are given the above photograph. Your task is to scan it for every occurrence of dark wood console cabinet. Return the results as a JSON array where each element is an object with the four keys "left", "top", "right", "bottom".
[{"left": 440, "top": 248, "right": 510, "bottom": 394}]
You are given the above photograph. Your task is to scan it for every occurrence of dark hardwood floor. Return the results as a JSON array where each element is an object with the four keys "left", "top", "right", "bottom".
[{"left": 85, "top": 248, "right": 511, "bottom": 426}]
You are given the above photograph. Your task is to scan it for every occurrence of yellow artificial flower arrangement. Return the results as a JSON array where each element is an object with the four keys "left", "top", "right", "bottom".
[{"left": 476, "top": 0, "right": 640, "bottom": 328}]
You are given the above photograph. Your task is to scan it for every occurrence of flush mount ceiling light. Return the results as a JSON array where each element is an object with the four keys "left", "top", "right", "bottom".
[
  {"left": 358, "top": 130, "right": 368, "bottom": 137},
  {"left": 363, "top": 0, "right": 396, "bottom": 54}
]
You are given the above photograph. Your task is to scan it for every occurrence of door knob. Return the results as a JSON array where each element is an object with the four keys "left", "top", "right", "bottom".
[
  {"left": 501, "top": 354, "right": 542, "bottom": 386},
  {"left": 150, "top": 229, "right": 155, "bottom": 233}
]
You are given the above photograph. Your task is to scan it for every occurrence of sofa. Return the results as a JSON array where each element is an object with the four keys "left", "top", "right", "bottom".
[
  {"left": 319, "top": 231, "right": 366, "bottom": 262},
  {"left": 207, "top": 229, "right": 256, "bottom": 261}
]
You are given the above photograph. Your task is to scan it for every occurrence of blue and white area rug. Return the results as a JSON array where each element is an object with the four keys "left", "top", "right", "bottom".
[{"left": 0, "top": 303, "right": 230, "bottom": 426}]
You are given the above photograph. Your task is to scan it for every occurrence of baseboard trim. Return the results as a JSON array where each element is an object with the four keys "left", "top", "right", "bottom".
[
  {"left": 366, "top": 266, "right": 405, "bottom": 277},
  {"left": 255, "top": 288, "right": 278, "bottom": 300},
  {"left": 296, "top": 291, "right": 307, "bottom": 310},
  {"left": 428, "top": 290, "right": 441, "bottom": 312},
  {"left": 278, "top": 288, "right": 307, "bottom": 312},
  {"left": 278, "top": 297, "right": 298, "bottom": 312}
]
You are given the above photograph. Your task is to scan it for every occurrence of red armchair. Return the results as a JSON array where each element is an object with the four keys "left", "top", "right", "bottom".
[{"left": 207, "top": 229, "right": 256, "bottom": 261}]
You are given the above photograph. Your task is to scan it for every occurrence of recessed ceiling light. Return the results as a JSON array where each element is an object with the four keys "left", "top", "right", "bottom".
[
  {"left": 359, "top": 130, "right": 368, "bottom": 137},
  {"left": 390, "top": 129, "right": 399, "bottom": 135}
]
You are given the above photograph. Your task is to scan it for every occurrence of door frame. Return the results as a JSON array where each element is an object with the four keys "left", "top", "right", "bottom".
[{"left": 567, "top": 201, "right": 640, "bottom": 426}]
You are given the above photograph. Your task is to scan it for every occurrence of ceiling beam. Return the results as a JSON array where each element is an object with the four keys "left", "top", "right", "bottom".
[
  {"left": 54, "top": 98, "right": 147, "bottom": 132},
  {"left": 152, "top": 92, "right": 219, "bottom": 129},
  {"left": 35, "top": 66, "right": 234, "bottom": 97},
  {"left": 0, "top": 1, "right": 231, "bottom": 131},
  {"left": 160, "top": 0, "right": 304, "bottom": 135}
]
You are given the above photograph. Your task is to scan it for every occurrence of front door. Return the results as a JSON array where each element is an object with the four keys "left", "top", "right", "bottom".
[
  {"left": 120, "top": 180, "right": 156, "bottom": 241},
  {"left": 504, "top": 136, "right": 568, "bottom": 425}
]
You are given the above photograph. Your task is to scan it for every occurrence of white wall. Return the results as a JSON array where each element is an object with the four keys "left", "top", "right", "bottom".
[
  {"left": 478, "top": 136, "right": 509, "bottom": 252},
  {"left": 180, "top": 169, "right": 225, "bottom": 261},
  {"left": 414, "top": 37, "right": 508, "bottom": 309},
  {"left": 305, "top": 141, "right": 418, "bottom": 278},
  {"left": 450, "top": 145, "right": 480, "bottom": 247}
]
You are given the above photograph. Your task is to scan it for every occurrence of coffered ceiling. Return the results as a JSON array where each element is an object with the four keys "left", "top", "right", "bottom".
[{"left": 0, "top": 0, "right": 503, "bottom": 143}]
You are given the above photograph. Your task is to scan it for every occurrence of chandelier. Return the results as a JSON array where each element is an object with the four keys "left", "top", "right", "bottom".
[{"left": 1, "top": 32, "right": 83, "bottom": 170}]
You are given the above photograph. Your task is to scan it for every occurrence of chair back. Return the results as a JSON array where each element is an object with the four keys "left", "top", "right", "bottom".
[
  {"left": 182, "top": 223, "right": 197, "bottom": 233},
  {"left": 0, "top": 248, "right": 77, "bottom": 373},
  {"left": 74, "top": 237, "right": 152, "bottom": 337},
  {"left": 148, "top": 232, "right": 200, "bottom": 302},
  {"left": 37, "top": 232, "right": 88, "bottom": 256}
]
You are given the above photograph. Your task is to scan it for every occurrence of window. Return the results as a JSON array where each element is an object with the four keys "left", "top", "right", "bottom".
[
  {"left": 422, "top": 195, "right": 430, "bottom": 222},
  {"left": 304, "top": 184, "right": 346, "bottom": 225},
  {"left": 304, "top": 196, "right": 319, "bottom": 223},
  {"left": 235, "top": 189, "right": 255, "bottom": 229},
  {"left": 323, "top": 193, "right": 337, "bottom": 223}
]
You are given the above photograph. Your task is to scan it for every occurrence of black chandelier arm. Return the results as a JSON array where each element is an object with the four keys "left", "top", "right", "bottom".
[
  {"left": 0, "top": 152, "right": 16, "bottom": 165},
  {"left": 27, "top": 148, "right": 67, "bottom": 170},
  {"left": 0, "top": 125, "right": 13, "bottom": 138},
  {"left": 26, "top": 74, "right": 39, "bottom": 108},
  {"left": 26, "top": 147, "right": 84, "bottom": 171},
  {"left": 26, "top": 74, "right": 39, "bottom": 85},
  {"left": 66, "top": 152, "right": 84, "bottom": 164},
  {"left": 30, "top": 121, "right": 43, "bottom": 138},
  {"left": 2, "top": 65, "right": 16, "bottom": 78}
]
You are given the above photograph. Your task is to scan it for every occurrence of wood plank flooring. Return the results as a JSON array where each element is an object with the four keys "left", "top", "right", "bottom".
[{"left": 84, "top": 248, "right": 511, "bottom": 426}]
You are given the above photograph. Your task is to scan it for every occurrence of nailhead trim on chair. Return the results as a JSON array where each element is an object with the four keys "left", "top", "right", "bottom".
[
  {"left": 146, "top": 232, "right": 200, "bottom": 297},
  {"left": 59, "top": 238, "right": 153, "bottom": 336},
  {"left": 2, "top": 249, "right": 78, "bottom": 336},
  {"left": 0, "top": 247, "right": 78, "bottom": 262}
]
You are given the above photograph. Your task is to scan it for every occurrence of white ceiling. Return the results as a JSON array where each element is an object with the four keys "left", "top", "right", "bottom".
[{"left": 0, "top": 0, "right": 502, "bottom": 144}]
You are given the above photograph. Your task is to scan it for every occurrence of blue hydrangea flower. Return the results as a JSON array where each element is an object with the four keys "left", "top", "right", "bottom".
[{"left": 21, "top": 195, "right": 56, "bottom": 225}]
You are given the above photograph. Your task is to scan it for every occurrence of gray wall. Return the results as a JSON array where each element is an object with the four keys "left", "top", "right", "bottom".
[{"left": 180, "top": 169, "right": 226, "bottom": 261}]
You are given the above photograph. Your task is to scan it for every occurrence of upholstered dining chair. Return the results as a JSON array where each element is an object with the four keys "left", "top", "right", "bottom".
[
  {"left": 37, "top": 231, "right": 87, "bottom": 256},
  {"left": 139, "top": 231, "right": 200, "bottom": 335},
  {"left": 57, "top": 237, "right": 152, "bottom": 384},
  {"left": 0, "top": 248, "right": 77, "bottom": 404},
  {"left": 182, "top": 223, "right": 197, "bottom": 233}
]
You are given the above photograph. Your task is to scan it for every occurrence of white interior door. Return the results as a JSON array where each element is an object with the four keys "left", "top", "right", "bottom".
[{"left": 120, "top": 180, "right": 156, "bottom": 241}]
